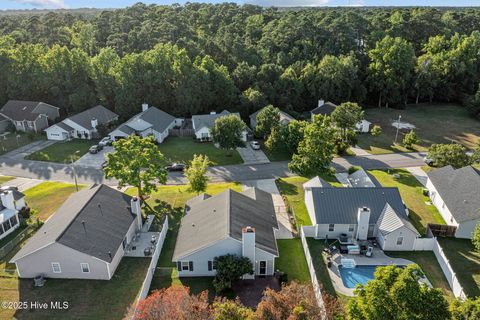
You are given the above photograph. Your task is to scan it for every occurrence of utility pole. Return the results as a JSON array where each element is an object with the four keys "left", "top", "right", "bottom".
[{"left": 394, "top": 114, "right": 402, "bottom": 145}]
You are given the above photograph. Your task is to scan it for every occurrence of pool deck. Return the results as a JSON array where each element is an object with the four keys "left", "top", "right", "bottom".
[{"left": 326, "top": 248, "right": 430, "bottom": 296}]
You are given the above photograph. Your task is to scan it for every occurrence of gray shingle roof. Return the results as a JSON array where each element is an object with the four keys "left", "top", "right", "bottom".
[
  {"left": 54, "top": 122, "right": 74, "bottom": 132},
  {"left": 309, "top": 187, "right": 407, "bottom": 225},
  {"left": 11, "top": 185, "right": 136, "bottom": 263},
  {"left": 427, "top": 165, "right": 480, "bottom": 223},
  {"left": 348, "top": 168, "right": 379, "bottom": 188},
  {"left": 66, "top": 105, "right": 118, "bottom": 130},
  {"left": 192, "top": 110, "right": 238, "bottom": 131},
  {"left": 111, "top": 106, "right": 176, "bottom": 136},
  {"left": 377, "top": 203, "right": 419, "bottom": 236},
  {"left": 303, "top": 176, "right": 333, "bottom": 189},
  {"left": 173, "top": 188, "right": 278, "bottom": 260},
  {"left": 311, "top": 102, "right": 338, "bottom": 116},
  {"left": 0, "top": 100, "right": 55, "bottom": 121}
]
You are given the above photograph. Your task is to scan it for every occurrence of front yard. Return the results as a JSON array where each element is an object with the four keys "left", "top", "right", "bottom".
[
  {"left": 368, "top": 169, "right": 445, "bottom": 235},
  {"left": 25, "top": 139, "right": 98, "bottom": 164},
  {"left": 0, "top": 258, "right": 149, "bottom": 320},
  {"left": 437, "top": 238, "right": 480, "bottom": 297},
  {"left": 158, "top": 137, "right": 243, "bottom": 166},
  {"left": 276, "top": 175, "right": 342, "bottom": 227},
  {"left": 357, "top": 103, "right": 480, "bottom": 154},
  {"left": 0, "top": 132, "right": 44, "bottom": 156},
  {"left": 0, "top": 176, "right": 14, "bottom": 184},
  {"left": 24, "top": 182, "right": 82, "bottom": 221}
]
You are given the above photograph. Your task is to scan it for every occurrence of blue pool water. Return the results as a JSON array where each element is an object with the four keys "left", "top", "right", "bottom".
[{"left": 339, "top": 265, "right": 378, "bottom": 288}]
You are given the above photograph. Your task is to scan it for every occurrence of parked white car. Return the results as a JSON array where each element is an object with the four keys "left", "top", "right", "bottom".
[
  {"left": 250, "top": 141, "right": 261, "bottom": 150},
  {"left": 99, "top": 137, "right": 113, "bottom": 147}
]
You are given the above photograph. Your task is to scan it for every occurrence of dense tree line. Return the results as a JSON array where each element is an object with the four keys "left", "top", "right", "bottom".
[{"left": 1, "top": 4, "right": 480, "bottom": 120}]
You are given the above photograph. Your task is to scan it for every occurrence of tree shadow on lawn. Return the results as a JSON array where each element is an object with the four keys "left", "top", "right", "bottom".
[
  {"left": 381, "top": 169, "right": 423, "bottom": 188},
  {"left": 405, "top": 209, "right": 426, "bottom": 236},
  {"left": 276, "top": 179, "right": 299, "bottom": 196}
]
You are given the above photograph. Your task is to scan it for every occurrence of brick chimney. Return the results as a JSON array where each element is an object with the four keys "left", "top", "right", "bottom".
[{"left": 142, "top": 103, "right": 149, "bottom": 112}]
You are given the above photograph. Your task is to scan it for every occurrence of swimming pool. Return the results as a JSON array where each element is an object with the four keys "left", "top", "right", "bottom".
[{"left": 339, "top": 265, "right": 378, "bottom": 288}]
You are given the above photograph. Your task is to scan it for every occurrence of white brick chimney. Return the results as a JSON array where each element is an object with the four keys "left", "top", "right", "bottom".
[
  {"left": 91, "top": 118, "right": 98, "bottom": 130},
  {"left": 142, "top": 103, "right": 149, "bottom": 112},
  {"left": 242, "top": 226, "right": 255, "bottom": 279},
  {"left": 131, "top": 196, "right": 142, "bottom": 230},
  {"left": 0, "top": 190, "right": 15, "bottom": 210},
  {"left": 356, "top": 207, "right": 371, "bottom": 241},
  {"left": 210, "top": 111, "right": 217, "bottom": 115},
  {"left": 318, "top": 99, "right": 325, "bottom": 108}
]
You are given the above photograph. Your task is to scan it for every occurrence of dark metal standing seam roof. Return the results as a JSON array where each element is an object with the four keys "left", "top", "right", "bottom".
[
  {"left": 310, "top": 187, "right": 407, "bottom": 225},
  {"left": 427, "top": 165, "right": 480, "bottom": 223}
]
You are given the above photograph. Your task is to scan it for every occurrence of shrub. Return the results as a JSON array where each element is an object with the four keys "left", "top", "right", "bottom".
[
  {"left": 371, "top": 125, "right": 382, "bottom": 137},
  {"left": 403, "top": 130, "right": 419, "bottom": 149}
]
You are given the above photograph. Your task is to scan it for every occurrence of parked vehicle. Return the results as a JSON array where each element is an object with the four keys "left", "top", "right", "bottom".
[
  {"left": 166, "top": 163, "right": 186, "bottom": 172},
  {"left": 89, "top": 145, "right": 103, "bottom": 154},
  {"left": 423, "top": 156, "right": 434, "bottom": 166},
  {"left": 99, "top": 137, "right": 113, "bottom": 146},
  {"left": 250, "top": 141, "right": 261, "bottom": 150}
]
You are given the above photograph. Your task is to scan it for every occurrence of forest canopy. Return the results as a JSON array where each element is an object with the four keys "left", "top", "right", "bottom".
[{"left": 1, "top": 3, "right": 480, "bottom": 120}]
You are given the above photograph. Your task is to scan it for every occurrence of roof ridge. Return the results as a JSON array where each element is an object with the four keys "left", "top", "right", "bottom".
[{"left": 54, "top": 185, "right": 103, "bottom": 242}]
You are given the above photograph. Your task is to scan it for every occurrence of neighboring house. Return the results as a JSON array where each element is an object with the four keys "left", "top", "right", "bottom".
[
  {"left": 0, "top": 186, "right": 26, "bottom": 241},
  {"left": 249, "top": 107, "right": 294, "bottom": 129},
  {"left": 45, "top": 105, "right": 118, "bottom": 141},
  {"left": 11, "top": 184, "right": 143, "bottom": 280},
  {"left": 0, "top": 100, "right": 60, "bottom": 133},
  {"left": 173, "top": 188, "right": 278, "bottom": 278},
  {"left": 310, "top": 99, "right": 371, "bottom": 132},
  {"left": 192, "top": 110, "right": 247, "bottom": 142},
  {"left": 335, "top": 168, "right": 379, "bottom": 188},
  {"left": 303, "top": 177, "right": 419, "bottom": 251},
  {"left": 426, "top": 165, "right": 480, "bottom": 239},
  {"left": 109, "top": 103, "right": 182, "bottom": 143}
]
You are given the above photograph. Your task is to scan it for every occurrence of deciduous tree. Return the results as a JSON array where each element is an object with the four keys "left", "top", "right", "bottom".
[
  {"left": 185, "top": 154, "right": 210, "bottom": 195},
  {"left": 210, "top": 114, "right": 247, "bottom": 155},
  {"left": 254, "top": 104, "right": 280, "bottom": 138},
  {"left": 331, "top": 102, "right": 364, "bottom": 141},
  {"left": 427, "top": 143, "right": 471, "bottom": 168},
  {"left": 213, "top": 254, "right": 252, "bottom": 293}
]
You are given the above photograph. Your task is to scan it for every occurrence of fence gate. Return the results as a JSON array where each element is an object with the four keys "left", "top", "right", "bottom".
[{"left": 426, "top": 224, "right": 457, "bottom": 238}]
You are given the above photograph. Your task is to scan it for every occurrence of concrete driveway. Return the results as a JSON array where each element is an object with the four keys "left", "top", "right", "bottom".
[
  {"left": 242, "top": 179, "right": 293, "bottom": 239},
  {"left": 2, "top": 140, "right": 57, "bottom": 160},
  {"left": 74, "top": 146, "right": 113, "bottom": 168},
  {"left": 1, "top": 177, "right": 43, "bottom": 191},
  {"left": 236, "top": 144, "right": 270, "bottom": 165}
]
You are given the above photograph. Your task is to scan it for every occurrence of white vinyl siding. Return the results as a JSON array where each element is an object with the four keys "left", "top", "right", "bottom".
[
  {"left": 80, "top": 263, "right": 90, "bottom": 273},
  {"left": 51, "top": 262, "right": 61, "bottom": 273}
]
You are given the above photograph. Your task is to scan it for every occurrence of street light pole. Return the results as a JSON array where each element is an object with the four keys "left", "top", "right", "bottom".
[{"left": 394, "top": 114, "right": 402, "bottom": 145}]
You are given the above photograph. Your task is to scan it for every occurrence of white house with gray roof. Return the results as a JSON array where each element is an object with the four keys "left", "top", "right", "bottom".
[
  {"left": 303, "top": 177, "right": 419, "bottom": 251},
  {"left": 192, "top": 110, "right": 247, "bottom": 142},
  {"left": 0, "top": 186, "right": 26, "bottom": 241},
  {"left": 173, "top": 188, "right": 278, "bottom": 278},
  {"left": 11, "top": 184, "right": 142, "bottom": 280},
  {"left": 426, "top": 165, "right": 480, "bottom": 239},
  {"left": 109, "top": 103, "right": 182, "bottom": 143},
  {"left": 45, "top": 105, "right": 118, "bottom": 141}
]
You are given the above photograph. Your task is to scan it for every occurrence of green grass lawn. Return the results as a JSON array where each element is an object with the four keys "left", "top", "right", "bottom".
[
  {"left": 437, "top": 238, "right": 480, "bottom": 297},
  {"left": 24, "top": 182, "right": 82, "bottom": 221},
  {"left": 0, "top": 132, "right": 44, "bottom": 156},
  {"left": 0, "top": 176, "right": 14, "bottom": 184},
  {"left": 357, "top": 103, "right": 480, "bottom": 154},
  {"left": 276, "top": 239, "right": 310, "bottom": 283},
  {"left": 276, "top": 175, "right": 342, "bottom": 227},
  {"left": 305, "top": 238, "right": 336, "bottom": 297},
  {"left": 259, "top": 140, "right": 291, "bottom": 162},
  {"left": 0, "top": 258, "right": 149, "bottom": 320},
  {"left": 386, "top": 251, "right": 455, "bottom": 301},
  {"left": 158, "top": 137, "right": 243, "bottom": 166},
  {"left": 25, "top": 139, "right": 98, "bottom": 163},
  {"left": 368, "top": 169, "right": 445, "bottom": 235},
  {"left": 0, "top": 224, "right": 27, "bottom": 249}
]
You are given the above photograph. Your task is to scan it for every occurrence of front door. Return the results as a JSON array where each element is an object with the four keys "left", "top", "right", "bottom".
[{"left": 259, "top": 261, "right": 267, "bottom": 276}]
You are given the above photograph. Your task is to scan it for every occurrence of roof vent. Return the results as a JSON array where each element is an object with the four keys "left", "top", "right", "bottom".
[
  {"left": 81, "top": 220, "right": 87, "bottom": 233},
  {"left": 98, "top": 203, "right": 103, "bottom": 216},
  {"left": 108, "top": 251, "right": 112, "bottom": 259},
  {"left": 192, "top": 223, "right": 195, "bottom": 227}
]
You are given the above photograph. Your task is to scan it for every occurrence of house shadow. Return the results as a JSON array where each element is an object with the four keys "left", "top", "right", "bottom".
[{"left": 275, "top": 179, "right": 298, "bottom": 196}]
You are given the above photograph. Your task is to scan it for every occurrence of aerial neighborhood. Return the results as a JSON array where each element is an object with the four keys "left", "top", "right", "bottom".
[{"left": 0, "top": 2, "right": 479, "bottom": 320}]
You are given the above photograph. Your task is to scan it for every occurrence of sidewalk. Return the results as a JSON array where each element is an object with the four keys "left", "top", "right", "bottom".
[
  {"left": 0, "top": 176, "right": 43, "bottom": 191},
  {"left": 242, "top": 179, "right": 293, "bottom": 239},
  {"left": 1, "top": 140, "right": 56, "bottom": 160},
  {"left": 350, "top": 146, "right": 371, "bottom": 156},
  {"left": 405, "top": 166, "right": 429, "bottom": 187}
]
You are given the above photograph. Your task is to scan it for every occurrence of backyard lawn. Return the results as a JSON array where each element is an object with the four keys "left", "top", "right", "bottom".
[
  {"left": 437, "top": 238, "right": 480, "bottom": 297},
  {"left": 0, "top": 258, "right": 149, "bottom": 320},
  {"left": 305, "top": 238, "right": 337, "bottom": 297},
  {"left": 386, "top": 251, "right": 455, "bottom": 301},
  {"left": 25, "top": 139, "right": 98, "bottom": 163},
  {"left": 357, "top": 103, "right": 480, "bottom": 154},
  {"left": 276, "top": 175, "right": 342, "bottom": 227},
  {"left": 276, "top": 239, "right": 310, "bottom": 283},
  {"left": 24, "top": 182, "right": 82, "bottom": 221},
  {"left": 368, "top": 169, "right": 445, "bottom": 235},
  {"left": 0, "top": 132, "right": 44, "bottom": 156},
  {"left": 158, "top": 137, "right": 243, "bottom": 166}
]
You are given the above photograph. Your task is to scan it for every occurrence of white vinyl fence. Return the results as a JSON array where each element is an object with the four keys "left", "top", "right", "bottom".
[
  {"left": 432, "top": 238, "right": 467, "bottom": 300},
  {"left": 300, "top": 227, "right": 327, "bottom": 319},
  {"left": 137, "top": 216, "right": 169, "bottom": 301},
  {"left": 412, "top": 237, "right": 435, "bottom": 251}
]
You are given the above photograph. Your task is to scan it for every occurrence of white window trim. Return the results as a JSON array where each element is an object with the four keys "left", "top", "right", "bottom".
[
  {"left": 80, "top": 263, "right": 90, "bottom": 273},
  {"left": 51, "top": 262, "right": 61, "bottom": 273},
  {"left": 181, "top": 261, "right": 190, "bottom": 271},
  {"left": 328, "top": 224, "right": 335, "bottom": 232},
  {"left": 396, "top": 237, "right": 404, "bottom": 246}
]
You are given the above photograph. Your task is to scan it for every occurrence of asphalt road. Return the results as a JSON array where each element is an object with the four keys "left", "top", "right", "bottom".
[{"left": 0, "top": 152, "right": 427, "bottom": 186}]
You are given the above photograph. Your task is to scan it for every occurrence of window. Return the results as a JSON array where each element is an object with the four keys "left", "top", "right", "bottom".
[
  {"left": 396, "top": 237, "right": 404, "bottom": 246},
  {"left": 179, "top": 261, "right": 193, "bottom": 271},
  {"left": 3, "top": 220, "right": 11, "bottom": 232},
  {"left": 51, "top": 262, "right": 61, "bottom": 273},
  {"left": 259, "top": 261, "right": 267, "bottom": 275},
  {"left": 348, "top": 225, "right": 354, "bottom": 232},
  {"left": 208, "top": 260, "right": 217, "bottom": 271},
  {"left": 80, "top": 263, "right": 90, "bottom": 273},
  {"left": 328, "top": 224, "right": 335, "bottom": 232},
  {"left": 0, "top": 224, "right": 4, "bottom": 236},
  {"left": 9, "top": 215, "right": 17, "bottom": 228}
]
